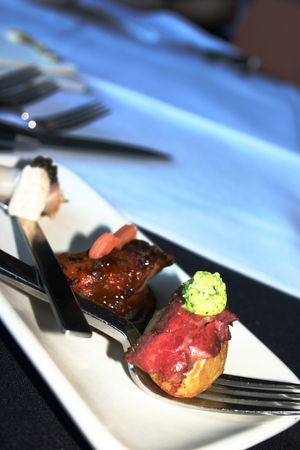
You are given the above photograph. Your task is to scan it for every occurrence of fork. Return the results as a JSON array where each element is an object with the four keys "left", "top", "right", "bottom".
[
  {"left": 1, "top": 100, "right": 110, "bottom": 132},
  {"left": 26, "top": 100, "right": 110, "bottom": 131},
  {"left": 0, "top": 79, "right": 59, "bottom": 107},
  {"left": 0, "top": 65, "right": 42, "bottom": 91},
  {"left": 0, "top": 100, "right": 110, "bottom": 134},
  {"left": 0, "top": 248, "right": 299, "bottom": 416}
]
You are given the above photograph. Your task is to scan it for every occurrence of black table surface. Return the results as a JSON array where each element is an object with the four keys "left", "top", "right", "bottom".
[{"left": 0, "top": 228, "right": 299, "bottom": 450}]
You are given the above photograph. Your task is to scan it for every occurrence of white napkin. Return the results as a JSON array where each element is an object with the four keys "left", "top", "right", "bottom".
[{"left": 1, "top": 0, "right": 300, "bottom": 299}]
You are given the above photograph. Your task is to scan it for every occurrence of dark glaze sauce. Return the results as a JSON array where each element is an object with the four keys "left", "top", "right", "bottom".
[{"left": 58, "top": 239, "right": 174, "bottom": 319}]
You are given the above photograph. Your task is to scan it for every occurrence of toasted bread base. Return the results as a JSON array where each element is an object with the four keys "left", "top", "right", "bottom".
[{"left": 150, "top": 341, "right": 228, "bottom": 398}]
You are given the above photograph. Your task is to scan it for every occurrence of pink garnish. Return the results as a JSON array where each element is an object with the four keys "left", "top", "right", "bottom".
[
  {"left": 114, "top": 224, "right": 138, "bottom": 246},
  {"left": 88, "top": 232, "right": 120, "bottom": 259},
  {"left": 88, "top": 224, "right": 138, "bottom": 259}
]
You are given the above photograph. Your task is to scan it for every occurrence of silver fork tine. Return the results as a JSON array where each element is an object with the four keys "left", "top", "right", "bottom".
[
  {"left": 0, "top": 65, "right": 41, "bottom": 91},
  {"left": 45, "top": 102, "right": 109, "bottom": 128},
  {"left": 216, "top": 373, "right": 300, "bottom": 393},
  {"left": 132, "top": 366, "right": 300, "bottom": 415},
  {"left": 197, "top": 389, "right": 300, "bottom": 414},
  {"left": 33, "top": 100, "right": 110, "bottom": 131},
  {"left": 193, "top": 373, "right": 300, "bottom": 413},
  {"left": 207, "top": 385, "right": 300, "bottom": 401},
  {"left": 0, "top": 80, "right": 59, "bottom": 106}
]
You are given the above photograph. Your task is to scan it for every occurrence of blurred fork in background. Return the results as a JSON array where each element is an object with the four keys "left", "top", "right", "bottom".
[
  {"left": 0, "top": 26, "right": 89, "bottom": 95},
  {"left": 0, "top": 78, "right": 59, "bottom": 107},
  {"left": 0, "top": 61, "right": 88, "bottom": 94},
  {"left": 1, "top": 99, "right": 111, "bottom": 132},
  {"left": 0, "top": 65, "right": 42, "bottom": 90},
  {"left": 0, "top": 64, "right": 107, "bottom": 130}
]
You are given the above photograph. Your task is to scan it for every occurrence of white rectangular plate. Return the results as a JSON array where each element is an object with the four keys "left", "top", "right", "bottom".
[{"left": 0, "top": 156, "right": 299, "bottom": 450}]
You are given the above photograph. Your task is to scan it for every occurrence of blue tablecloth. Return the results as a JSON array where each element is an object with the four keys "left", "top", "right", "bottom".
[{"left": 1, "top": 0, "right": 300, "bottom": 299}]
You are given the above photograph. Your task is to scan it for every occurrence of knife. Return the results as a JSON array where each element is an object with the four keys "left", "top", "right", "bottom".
[
  {"left": 0, "top": 249, "right": 135, "bottom": 344},
  {"left": 14, "top": 217, "right": 92, "bottom": 337},
  {"left": 0, "top": 194, "right": 91, "bottom": 336},
  {"left": 0, "top": 120, "right": 171, "bottom": 160}
]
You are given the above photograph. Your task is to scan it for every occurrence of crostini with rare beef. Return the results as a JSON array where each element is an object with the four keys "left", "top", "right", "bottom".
[{"left": 125, "top": 271, "right": 238, "bottom": 398}]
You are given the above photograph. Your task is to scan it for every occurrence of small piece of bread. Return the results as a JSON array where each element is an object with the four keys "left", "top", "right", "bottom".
[
  {"left": 8, "top": 165, "right": 50, "bottom": 221},
  {"left": 150, "top": 341, "right": 228, "bottom": 398}
]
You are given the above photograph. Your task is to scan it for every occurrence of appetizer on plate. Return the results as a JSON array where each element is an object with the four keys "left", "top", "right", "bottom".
[
  {"left": 58, "top": 224, "right": 174, "bottom": 330},
  {"left": 1, "top": 157, "right": 174, "bottom": 331},
  {"left": 125, "top": 271, "right": 238, "bottom": 398}
]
